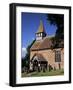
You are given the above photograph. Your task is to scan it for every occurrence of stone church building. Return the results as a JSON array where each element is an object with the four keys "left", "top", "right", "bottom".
[{"left": 29, "top": 21, "right": 64, "bottom": 71}]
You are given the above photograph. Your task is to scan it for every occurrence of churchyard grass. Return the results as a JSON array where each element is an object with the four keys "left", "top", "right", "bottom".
[{"left": 21, "top": 69, "right": 64, "bottom": 77}]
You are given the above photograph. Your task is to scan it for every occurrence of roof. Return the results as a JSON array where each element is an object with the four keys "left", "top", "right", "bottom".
[
  {"left": 30, "top": 36, "right": 64, "bottom": 51},
  {"left": 31, "top": 53, "right": 47, "bottom": 62},
  {"left": 36, "top": 20, "right": 46, "bottom": 34},
  {"left": 30, "top": 36, "right": 53, "bottom": 51}
]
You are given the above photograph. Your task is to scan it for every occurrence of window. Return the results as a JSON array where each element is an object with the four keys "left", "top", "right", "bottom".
[
  {"left": 37, "top": 34, "right": 40, "bottom": 37},
  {"left": 55, "top": 50, "right": 61, "bottom": 62},
  {"left": 41, "top": 33, "right": 42, "bottom": 36},
  {"left": 38, "top": 34, "right": 40, "bottom": 37},
  {"left": 36, "top": 33, "right": 42, "bottom": 37}
]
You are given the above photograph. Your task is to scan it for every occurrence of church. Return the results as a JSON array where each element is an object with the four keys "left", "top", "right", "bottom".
[{"left": 29, "top": 21, "right": 64, "bottom": 71}]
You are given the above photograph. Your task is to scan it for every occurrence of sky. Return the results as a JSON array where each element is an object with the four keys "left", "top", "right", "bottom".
[{"left": 21, "top": 12, "right": 57, "bottom": 58}]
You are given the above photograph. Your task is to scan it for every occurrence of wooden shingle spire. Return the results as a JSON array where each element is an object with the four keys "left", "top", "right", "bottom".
[
  {"left": 36, "top": 20, "right": 46, "bottom": 40},
  {"left": 36, "top": 20, "right": 46, "bottom": 34}
]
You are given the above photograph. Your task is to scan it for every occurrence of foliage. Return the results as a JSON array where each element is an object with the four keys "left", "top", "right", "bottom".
[
  {"left": 22, "top": 39, "right": 36, "bottom": 68},
  {"left": 47, "top": 14, "right": 64, "bottom": 48}
]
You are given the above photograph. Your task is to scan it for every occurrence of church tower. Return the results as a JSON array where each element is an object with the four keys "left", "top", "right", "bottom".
[{"left": 36, "top": 20, "right": 46, "bottom": 40}]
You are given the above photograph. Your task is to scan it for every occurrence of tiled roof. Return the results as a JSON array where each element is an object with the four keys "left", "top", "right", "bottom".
[
  {"left": 30, "top": 36, "right": 53, "bottom": 50},
  {"left": 31, "top": 53, "right": 47, "bottom": 62}
]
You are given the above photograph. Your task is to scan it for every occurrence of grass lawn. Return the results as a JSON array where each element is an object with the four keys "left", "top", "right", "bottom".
[{"left": 21, "top": 69, "right": 64, "bottom": 77}]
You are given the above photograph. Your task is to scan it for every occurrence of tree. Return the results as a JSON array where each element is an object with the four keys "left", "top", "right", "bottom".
[
  {"left": 47, "top": 14, "right": 64, "bottom": 47},
  {"left": 22, "top": 39, "right": 35, "bottom": 69}
]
